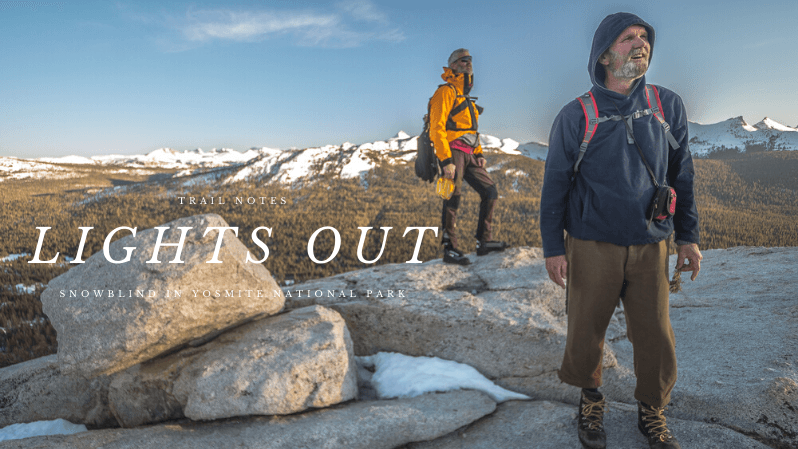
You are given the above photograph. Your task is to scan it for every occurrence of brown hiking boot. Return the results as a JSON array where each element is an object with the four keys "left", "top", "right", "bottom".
[
  {"left": 476, "top": 240, "right": 508, "bottom": 256},
  {"left": 578, "top": 389, "right": 607, "bottom": 449},
  {"left": 638, "top": 402, "right": 681, "bottom": 448},
  {"left": 443, "top": 246, "right": 471, "bottom": 266}
]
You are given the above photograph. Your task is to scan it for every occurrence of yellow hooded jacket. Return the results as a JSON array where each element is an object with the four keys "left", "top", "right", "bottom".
[{"left": 429, "top": 67, "right": 483, "bottom": 165}]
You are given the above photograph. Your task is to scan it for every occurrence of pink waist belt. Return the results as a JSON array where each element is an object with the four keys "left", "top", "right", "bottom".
[{"left": 450, "top": 139, "right": 474, "bottom": 154}]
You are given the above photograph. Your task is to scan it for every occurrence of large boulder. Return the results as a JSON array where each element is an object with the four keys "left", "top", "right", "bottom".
[
  {"left": 108, "top": 305, "right": 358, "bottom": 426},
  {"left": 0, "top": 355, "right": 116, "bottom": 429},
  {"left": 41, "top": 213, "right": 284, "bottom": 378},
  {"left": 0, "top": 391, "right": 496, "bottom": 449}
]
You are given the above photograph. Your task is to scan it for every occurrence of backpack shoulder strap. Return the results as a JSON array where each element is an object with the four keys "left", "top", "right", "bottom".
[
  {"left": 644, "top": 85, "right": 680, "bottom": 149},
  {"left": 426, "top": 83, "right": 459, "bottom": 123},
  {"left": 574, "top": 91, "right": 599, "bottom": 175},
  {"left": 444, "top": 84, "right": 479, "bottom": 132}
]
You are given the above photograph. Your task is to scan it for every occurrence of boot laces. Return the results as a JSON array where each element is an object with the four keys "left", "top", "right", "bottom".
[
  {"left": 446, "top": 248, "right": 463, "bottom": 257},
  {"left": 641, "top": 405, "right": 675, "bottom": 442},
  {"left": 580, "top": 394, "right": 606, "bottom": 431}
]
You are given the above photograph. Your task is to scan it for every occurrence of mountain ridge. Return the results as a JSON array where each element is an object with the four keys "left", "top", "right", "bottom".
[{"left": 3, "top": 116, "right": 797, "bottom": 184}]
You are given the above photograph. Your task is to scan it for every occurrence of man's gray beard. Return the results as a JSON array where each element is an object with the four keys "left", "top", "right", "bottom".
[{"left": 609, "top": 49, "right": 648, "bottom": 79}]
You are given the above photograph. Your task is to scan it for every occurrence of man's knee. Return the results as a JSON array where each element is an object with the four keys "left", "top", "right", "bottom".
[
  {"left": 482, "top": 185, "right": 498, "bottom": 200},
  {"left": 444, "top": 194, "right": 461, "bottom": 210}
]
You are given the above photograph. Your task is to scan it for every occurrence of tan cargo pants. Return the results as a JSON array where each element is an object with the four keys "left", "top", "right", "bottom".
[{"left": 558, "top": 235, "right": 677, "bottom": 408}]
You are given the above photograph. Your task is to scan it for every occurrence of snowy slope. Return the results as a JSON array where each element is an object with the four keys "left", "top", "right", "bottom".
[
  {"left": 480, "top": 135, "right": 520, "bottom": 153},
  {"left": 218, "top": 132, "right": 418, "bottom": 186},
  {"left": 0, "top": 157, "right": 73, "bottom": 181},
  {"left": 754, "top": 117, "right": 797, "bottom": 132},
  {"left": 688, "top": 116, "right": 798, "bottom": 156},
  {"left": 514, "top": 142, "right": 549, "bottom": 161},
  {"left": 33, "top": 147, "right": 270, "bottom": 170},
  {"left": 90, "top": 147, "right": 266, "bottom": 169}
]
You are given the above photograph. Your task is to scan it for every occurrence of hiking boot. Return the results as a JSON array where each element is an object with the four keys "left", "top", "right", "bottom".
[
  {"left": 638, "top": 402, "right": 681, "bottom": 449},
  {"left": 443, "top": 247, "right": 471, "bottom": 265},
  {"left": 578, "top": 389, "right": 607, "bottom": 449},
  {"left": 476, "top": 240, "right": 508, "bottom": 256}
]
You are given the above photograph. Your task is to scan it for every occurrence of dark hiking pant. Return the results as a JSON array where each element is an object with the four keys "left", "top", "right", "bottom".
[
  {"left": 558, "top": 235, "right": 677, "bottom": 408},
  {"left": 441, "top": 149, "right": 498, "bottom": 249}
]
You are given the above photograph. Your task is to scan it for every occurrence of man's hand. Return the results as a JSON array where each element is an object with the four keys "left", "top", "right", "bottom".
[
  {"left": 545, "top": 255, "right": 568, "bottom": 289},
  {"left": 476, "top": 157, "right": 486, "bottom": 168},
  {"left": 443, "top": 163, "right": 456, "bottom": 179},
  {"left": 675, "top": 243, "right": 702, "bottom": 281}
]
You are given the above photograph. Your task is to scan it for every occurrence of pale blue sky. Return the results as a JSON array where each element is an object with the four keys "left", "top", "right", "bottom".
[{"left": 2, "top": 0, "right": 796, "bottom": 158}]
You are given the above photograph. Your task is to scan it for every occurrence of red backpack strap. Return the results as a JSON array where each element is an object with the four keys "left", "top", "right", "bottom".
[
  {"left": 644, "top": 85, "right": 680, "bottom": 149},
  {"left": 574, "top": 91, "right": 599, "bottom": 175}
]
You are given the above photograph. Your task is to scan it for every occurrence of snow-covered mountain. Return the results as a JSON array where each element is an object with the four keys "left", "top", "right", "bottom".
[
  {"left": 688, "top": 116, "right": 798, "bottom": 156},
  {"left": 196, "top": 132, "right": 539, "bottom": 187},
  {"left": 37, "top": 146, "right": 270, "bottom": 169},
  {"left": 0, "top": 132, "right": 544, "bottom": 184},
  {"left": 3, "top": 116, "right": 798, "bottom": 184},
  {"left": 754, "top": 117, "right": 797, "bottom": 132}
]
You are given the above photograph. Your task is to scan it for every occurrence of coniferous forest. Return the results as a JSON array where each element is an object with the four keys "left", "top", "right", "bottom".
[{"left": 1, "top": 150, "right": 797, "bottom": 367}]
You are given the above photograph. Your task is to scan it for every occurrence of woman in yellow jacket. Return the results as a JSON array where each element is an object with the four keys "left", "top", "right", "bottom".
[{"left": 429, "top": 49, "right": 507, "bottom": 265}]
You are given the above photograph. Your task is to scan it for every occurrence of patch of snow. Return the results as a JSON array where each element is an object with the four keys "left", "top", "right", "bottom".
[
  {"left": 340, "top": 148, "right": 376, "bottom": 180},
  {"left": 399, "top": 136, "right": 418, "bottom": 151},
  {"left": 0, "top": 253, "right": 30, "bottom": 262},
  {"left": 174, "top": 168, "right": 195, "bottom": 177},
  {"left": 516, "top": 142, "right": 549, "bottom": 161},
  {"left": 357, "top": 352, "right": 530, "bottom": 403},
  {"left": 396, "top": 136, "right": 419, "bottom": 162},
  {"left": 0, "top": 419, "right": 87, "bottom": 442},
  {"left": 358, "top": 141, "right": 389, "bottom": 151},
  {"left": 480, "top": 134, "right": 520, "bottom": 153},
  {"left": 223, "top": 149, "right": 296, "bottom": 184},
  {"left": 15, "top": 284, "right": 36, "bottom": 294},
  {"left": 227, "top": 144, "right": 344, "bottom": 187}
]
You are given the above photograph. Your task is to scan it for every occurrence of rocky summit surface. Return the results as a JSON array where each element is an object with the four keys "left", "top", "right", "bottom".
[
  {"left": 2, "top": 214, "right": 795, "bottom": 448},
  {"left": 284, "top": 245, "right": 798, "bottom": 448}
]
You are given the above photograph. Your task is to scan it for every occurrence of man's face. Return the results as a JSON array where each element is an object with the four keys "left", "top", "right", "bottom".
[
  {"left": 601, "top": 25, "right": 650, "bottom": 81},
  {"left": 450, "top": 52, "right": 473, "bottom": 75}
]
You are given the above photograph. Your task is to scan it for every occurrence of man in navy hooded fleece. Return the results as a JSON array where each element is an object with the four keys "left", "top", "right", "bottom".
[{"left": 540, "top": 12, "right": 702, "bottom": 449}]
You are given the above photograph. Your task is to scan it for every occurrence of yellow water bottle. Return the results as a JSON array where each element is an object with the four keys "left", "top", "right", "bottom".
[{"left": 436, "top": 177, "right": 454, "bottom": 200}]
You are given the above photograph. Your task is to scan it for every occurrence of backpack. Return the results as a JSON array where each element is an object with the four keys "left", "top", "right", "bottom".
[
  {"left": 415, "top": 121, "right": 438, "bottom": 183},
  {"left": 574, "top": 84, "right": 681, "bottom": 227},
  {"left": 572, "top": 84, "right": 680, "bottom": 176},
  {"left": 414, "top": 84, "right": 481, "bottom": 183}
]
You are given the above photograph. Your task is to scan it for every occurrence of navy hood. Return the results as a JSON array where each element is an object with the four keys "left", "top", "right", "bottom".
[{"left": 589, "top": 12, "right": 655, "bottom": 94}]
